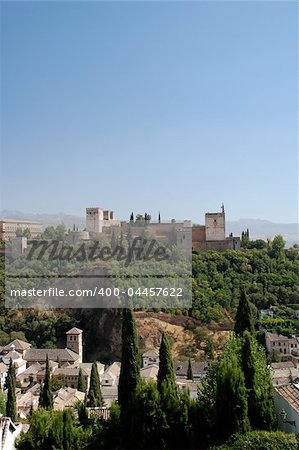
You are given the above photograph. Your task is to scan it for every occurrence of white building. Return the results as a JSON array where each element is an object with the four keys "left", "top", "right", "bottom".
[
  {"left": 0, "top": 364, "right": 7, "bottom": 391},
  {"left": 0, "top": 346, "right": 26, "bottom": 376},
  {"left": 0, "top": 219, "right": 42, "bottom": 241},
  {"left": 274, "top": 384, "right": 299, "bottom": 434},
  {"left": 265, "top": 332, "right": 299, "bottom": 359},
  {"left": 142, "top": 350, "right": 159, "bottom": 368},
  {"left": 0, "top": 415, "right": 22, "bottom": 450}
]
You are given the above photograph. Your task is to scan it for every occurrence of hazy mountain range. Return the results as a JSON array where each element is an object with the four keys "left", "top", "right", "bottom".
[{"left": 1, "top": 210, "right": 298, "bottom": 247}]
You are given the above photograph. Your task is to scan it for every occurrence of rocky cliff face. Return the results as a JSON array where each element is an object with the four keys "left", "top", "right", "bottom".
[
  {"left": 79, "top": 309, "right": 123, "bottom": 363},
  {"left": 79, "top": 310, "right": 231, "bottom": 363}
]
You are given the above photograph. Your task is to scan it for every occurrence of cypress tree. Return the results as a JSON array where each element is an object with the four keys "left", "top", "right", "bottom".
[
  {"left": 5, "top": 360, "right": 17, "bottom": 421},
  {"left": 157, "top": 332, "right": 176, "bottom": 393},
  {"left": 39, "top": 354, "right": 53, "bottom": 409},
  {"left": 158, "top": 212, "right": 161, "bottom": 223},
  {"left": 62, "top": 409, "right": 74, "bottom": 450},
  {"left": 77, "top": 367, "right": 86, "bottom": 393},
  {"left": 215, "top": 354, "right": 250, "bottom": 442},
  {"left": 87, "top": 362, "right": 103, "bottom": 407},
  {"left": 205, "top": 336, "right": 215, "bottom": 359},
  {"left": 118, "top": 309, "right": 141, "bottom": 448},
  {"left": 118, "top": 309, "right": 141, "bottom": 409},
  {"left": 0, "top": 389, "right": 6, "bottom": 415},
  {"left": 234, "top": 288, "right": 254, "bottom": 337},
  {"left": 241, "top": 331, "right": 277, "bottom": 430},
  {"left": 187, "top": 359, "right": 193, "bottom": 380}
]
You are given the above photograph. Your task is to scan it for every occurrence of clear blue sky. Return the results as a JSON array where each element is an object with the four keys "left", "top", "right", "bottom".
[{"left": 1, "top": 1, "right": 298, "bottom": 223}]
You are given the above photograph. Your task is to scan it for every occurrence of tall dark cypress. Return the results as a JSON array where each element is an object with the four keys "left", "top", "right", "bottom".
[
  {"left": 187, "top": 359, "right": 193, "bottom": 381},
  {"left": 234, "top": 288, "right": 254, "bottom": 337},
  {"left": 87, "top": 362, "right": 103, "bottom": 407},
  {"left": 118, "top": 308, "right": 141, "bottom": 409},
  {"left": 77, "top": 367, "right": 87, "bottom": 393},
  {"left": 6, "top": 360, "right": 17, "bottom": 421},
  {"left": 241, "top": 331, "right": 276, "bottom": 430},
  {"left": 215, "top": 354, "right": 250, "bottom": 442},
  {"left": 157, "top": 332, "right": 176, "bottom": 393},
  {"left": 39, "top": 354, "right": 53, "bottom": 409}
]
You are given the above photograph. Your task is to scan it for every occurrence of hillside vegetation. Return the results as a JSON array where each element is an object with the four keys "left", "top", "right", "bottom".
[{"left": 0, "top": 242, "right": 298, "bottom": 360}]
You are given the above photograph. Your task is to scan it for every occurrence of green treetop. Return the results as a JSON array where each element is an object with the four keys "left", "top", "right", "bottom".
[
  {"left": 234, "top": 288, "right": 254, "bottom": 337},
  {"left": 86, "top": 362, "right": 103, "bottom": 407},
  {"left": 241, "top": 331, "right": 277, "bottom": 430},
  {"left": 6, "top": 360, "right": 17, "bottom": 421},
  {"left": 39, "top": 354, "right": 53, "bottom": 409},
  {"left": 187, "top": 359, "right": 193, "bottom": 381},
  {"left": 118, "top": 308, "right": 141, "bottom": 410},
  {"left": 77, "top": 367, "right": 87, "bottom": 393},
  {"left": 215, "top": 353, "right": 250, "bottom": 442},
  {"left": 157, "top": 332, "right": 176, "bottom": 394}
]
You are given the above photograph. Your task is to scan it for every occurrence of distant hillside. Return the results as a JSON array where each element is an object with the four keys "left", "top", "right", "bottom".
[
  {"left": 1, "top": 210, "right": 298, "bottom": 246},
  {"left": 227, "top": 219, "right": 298, "bottom": 247},
  {"left": 0, "top": 210, "right": 86, "bottom": 230}
]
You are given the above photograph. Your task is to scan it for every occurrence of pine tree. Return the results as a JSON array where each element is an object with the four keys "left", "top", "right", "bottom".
[
  {"left": 118, "top": 309, "right": 141, "bottom": 410},
  {"left": 157, "top": 332, "right": 176, "bottom": 393},
  {"left": 87, "top": 362, "right": 103, "bottom": 407},
  {"left": 234, "top": 288, "right": 254, "bottom": 337},
  {"left": 187, "top": 359, "right": 193, "bottom": 380},
  {"left": 78, "top": 367, "right": 87, "bottom": 393},
  {"left": 6, "top": 360, "right": 17, "bottom": 421},
  {"left": 241, "top": 331, "right": 277, "bottom": 430},
  {"left": 39, "top": 354, "right": 53, "bottom": 409}
]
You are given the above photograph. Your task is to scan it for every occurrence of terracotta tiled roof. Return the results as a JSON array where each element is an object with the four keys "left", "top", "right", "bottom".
[
  {"left": 2, "top": 350, "right": 22, "bottom": 360},
  {"left": 66, "top": 328, "right": 83, "bottom": 335},
  {"left": 140, "top": 364, "right": 159, "bottom": 380},
  {"left": 275, "top": 384, "right": 299, "bottom": 413},
  {"left": 24, "top": 348, "right": 79, "bottom": 362},
  {"left": 143, "top": 349, "right": 159, "bottom": 358},
  {"left": 104, "top": 362, "right": 120, "bottom": 378},
  {"left": 0, "top": 362, "right": 7, "bottom": 373},
  {"left": 271, "top": 362, "right": 297, "bottom": 370},
  {"left": 3, "top": 339, "right": 31, "bottom": 352},
  {"left": 53, "top": 367, "right": 88, "bottom": 377},
  {"left": 266, "top": 332, "right": 289, "bottom": 342},
  {"left": 174, "top": 361, "right": 208, "bottom": 377}
]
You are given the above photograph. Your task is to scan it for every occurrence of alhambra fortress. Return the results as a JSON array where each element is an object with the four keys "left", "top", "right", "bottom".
[
  {"left": 0, "top": 205, "right": 241, "bottom": 251},
  {"left": 83, "top": 204, "right": 240, "bottom": 251}
]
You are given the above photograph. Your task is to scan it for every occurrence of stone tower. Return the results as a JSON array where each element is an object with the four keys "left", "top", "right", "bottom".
[
  {"left": 66, "top": 328, "right": 83, "bottom": 363},
  {"left": 205, "top": 204, "right": 226, "bottom": 241},
  {"left": 86, "top": 207, "right": 104, "bottom": 233}
]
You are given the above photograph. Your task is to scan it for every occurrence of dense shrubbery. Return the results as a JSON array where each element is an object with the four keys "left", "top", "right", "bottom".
[
  {"left": 192, "top": 247, "right": 299, "bottom": 323},
  {"left": 1, "top": 240, "right": 298, "bottom": 352},
  {"left": 211, "top": 431, "right": 298, "bottom": 450}
]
